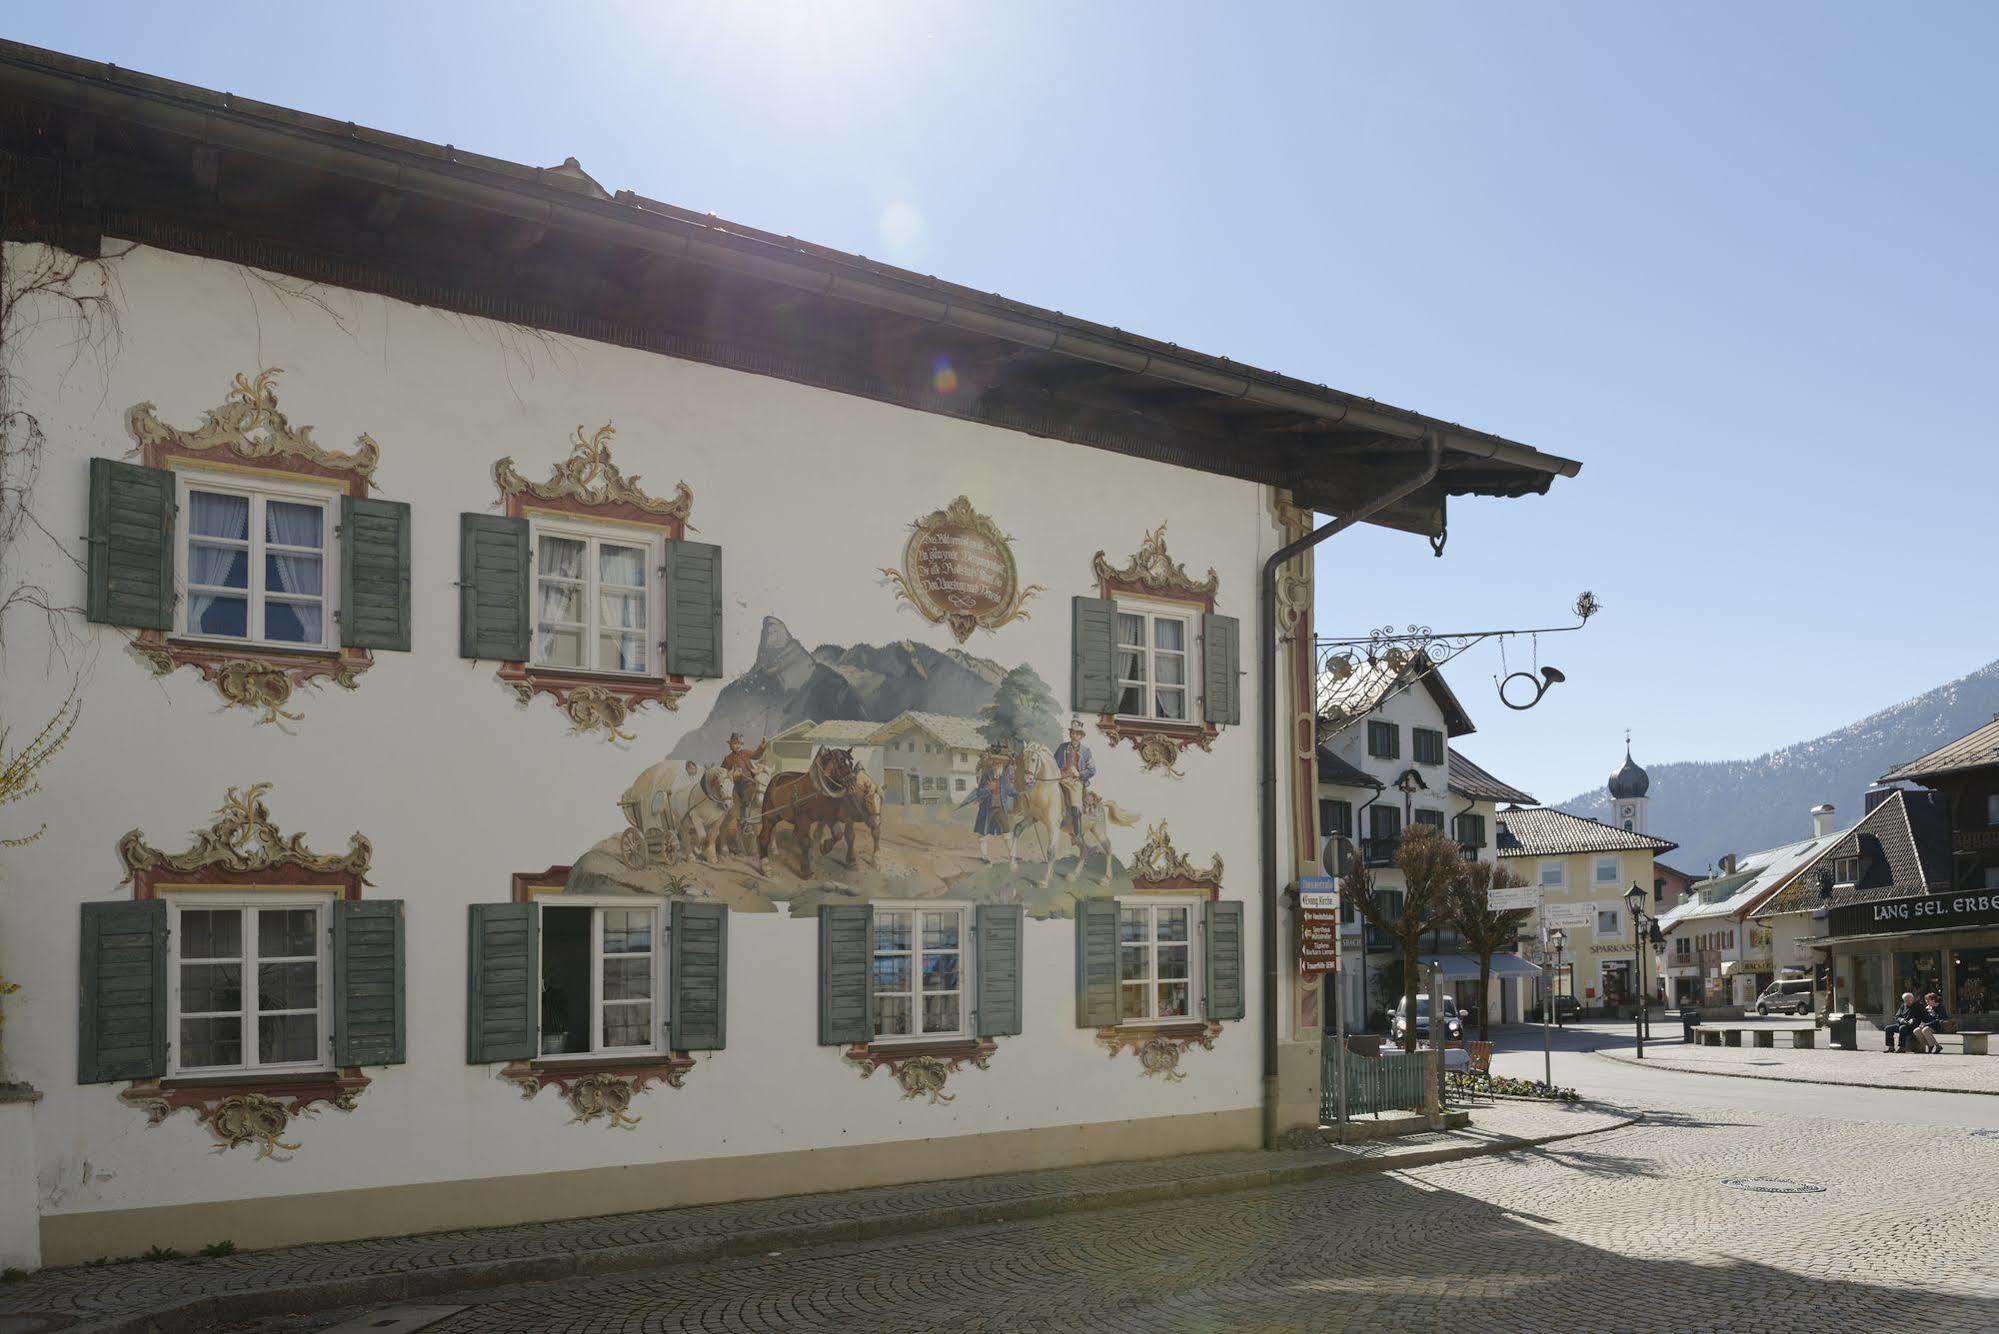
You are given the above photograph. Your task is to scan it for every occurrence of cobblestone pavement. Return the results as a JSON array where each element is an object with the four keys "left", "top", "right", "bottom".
[
  {"left": 0, "top": 1101, "right": 1621, "bottom": 1330},
  {"left": 258, "top": 1099, "right": 1998, "bottom": 1334},
  {"left": 1598, "top": 1039, "right": 1999, "bottom": 1093}
]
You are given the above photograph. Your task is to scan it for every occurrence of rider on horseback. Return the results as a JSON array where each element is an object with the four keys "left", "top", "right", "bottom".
[{"left": 1052, "top": 718, "right": 1095, "bottom": 842}]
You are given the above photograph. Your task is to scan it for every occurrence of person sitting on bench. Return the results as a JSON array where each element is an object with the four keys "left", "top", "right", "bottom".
[
  {"left": 1912, "top": 992, "right": 1951, "bottom": 1054},
  {"left": 1886, "top": 992, "right": 1925, "bottom": 1052}
]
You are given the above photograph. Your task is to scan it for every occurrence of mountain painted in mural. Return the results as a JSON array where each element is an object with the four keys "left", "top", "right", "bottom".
[
  {"left": 668, "top": 615, "right": 1008, "bottom": 761},
  {"left": 1559, "top": 656, "right": 1999, "bottom": 873}
]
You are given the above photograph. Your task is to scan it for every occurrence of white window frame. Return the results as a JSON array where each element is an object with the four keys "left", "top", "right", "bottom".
[
  {"left": 1111, "top": 596, "right": 1199, "bottom": 725},
  {"left": 1538, "top": 861, "right": 1566, "bottom": 890},
  {"left": 1115, "top": 896, "right": 1203, "bottom": 1026},
  {"left": 1595, "top": 906, "right": 1624, "bottom": 938},
  {"left": 1833, "top": 856, "right": 1860, "bottom": 887},
  {"left": 174, "top": 470, "right": 341, "bottom": 652},
  {"left": 165, "top": 891, "right": 333, "bottom": 1079},
  {"left": 535, "top": 895, "right": 669, "bottom": 1061},
  {"left": 527, "top": 517, "right": 665, "bottom": 679},
  {"left": 870, "top": 901, "right": 972, "bottom": 1044},
  {"left": 1594, "top": 856, "right": 1621, "bottom": 886}
]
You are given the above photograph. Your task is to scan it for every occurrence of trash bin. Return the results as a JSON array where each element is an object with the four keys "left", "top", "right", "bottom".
[
  {"left": 1827, "top": 1012, "right": 1858, "bottom": 1051},
  {"left": 1681, "top": 1006, "right": 1701, "bottom": 1043}
]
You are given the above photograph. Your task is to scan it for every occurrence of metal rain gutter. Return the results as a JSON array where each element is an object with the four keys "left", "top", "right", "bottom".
[{"left": 1257, "top": 433, "right": 1441, "bottom": 1150}]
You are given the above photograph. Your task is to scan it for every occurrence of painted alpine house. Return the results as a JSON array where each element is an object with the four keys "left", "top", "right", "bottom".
[{"left": 0, "top": 39, "right": 1582, "bottom": 1268}]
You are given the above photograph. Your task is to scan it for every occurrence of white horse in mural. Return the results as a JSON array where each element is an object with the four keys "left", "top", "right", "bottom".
[
  {"left": 1010, "top": 743, "right": 1140, "bottom": 886},
  {"left": 622, "top": 761, "right": 736, "bottom": 866}
]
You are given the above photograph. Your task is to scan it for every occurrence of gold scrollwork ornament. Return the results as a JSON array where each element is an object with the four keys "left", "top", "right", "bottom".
[
  {"left": 1128, "top": 821, "right": 1224, "bottom": 887},
  {"left": 1092, "top": 522, "right": 1219, "bottom": 600},
  {"left": 125, "top": 368, "right": 381, "bottom": 483},
  {"left": 494, "top": 423, "right": 692, "bottom": 521},
  {"left": 117, "top": 782, "right": 373, "bottom": 886}
]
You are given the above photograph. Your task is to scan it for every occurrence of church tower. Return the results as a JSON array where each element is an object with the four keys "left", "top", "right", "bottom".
[{"left": 1609, "top": 734, "right": 1650, "bottom": 834}]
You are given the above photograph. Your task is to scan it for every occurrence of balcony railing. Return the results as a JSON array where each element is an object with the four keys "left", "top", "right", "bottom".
[
  {"left": 1363, "top": 837, "right": 1401, "bottom": 867},
  {"left": 1953, "top": 828, "right": 1999, "bottom": 854}
]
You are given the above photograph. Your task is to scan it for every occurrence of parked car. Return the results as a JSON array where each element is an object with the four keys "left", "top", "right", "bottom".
[
  {"left": 1390, "top": 994, "right": 1464, "bottom": 1043},
  {"left": 1754, "top": 978, "right": 1816, "bottom": 1016},
  {"left": 1551, "top": 994, "right": 1580, "bottom": 1022}
]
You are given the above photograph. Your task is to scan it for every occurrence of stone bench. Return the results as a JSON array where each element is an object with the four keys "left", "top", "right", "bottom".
[
  {"left": 1790, "top": 1030, "right": 1816, "bottom": 1049},
  {"left": 1962, "top": 1031, "right": 1991, "bottom": 1056},
  {"left": 1752, "top": 1030, "right": 1775, "bottom": 1048}
]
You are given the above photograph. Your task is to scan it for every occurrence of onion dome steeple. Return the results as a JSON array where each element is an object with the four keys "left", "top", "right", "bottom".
[{"left": 1608, "top": 737, "right": 1650, "bottom": 800}]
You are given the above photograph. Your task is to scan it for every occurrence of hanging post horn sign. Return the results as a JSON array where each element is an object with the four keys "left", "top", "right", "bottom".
[{"left": 1316, "top": 591, "right": 1600, "bottom": 722}]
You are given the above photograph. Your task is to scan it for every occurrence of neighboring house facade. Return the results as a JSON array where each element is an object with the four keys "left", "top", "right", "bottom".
[
  {"left": 1314, "top": 659, "right": 1539, "bottom": 1028},
  {"left": 1748, "top": 720, "right": 1999, "bottom": 1031},
  {"left": 1653, "top": 861, "right": 1700, "bottom": 914},
  {"left": 0, "top": 44, "right": 1581, "bottom": 1270},
  {"left": 869, "top": 712, "right": 987, "bottom": 805},
  {"left": 1496, "top": 776, "right": 1680, "bottom": 1017},
  {"left": 1655, "top": 804, "right": 1846, "bottom": 1009},
  {"left": 768, "top": 720, "right": 887, "bottom": 783}
]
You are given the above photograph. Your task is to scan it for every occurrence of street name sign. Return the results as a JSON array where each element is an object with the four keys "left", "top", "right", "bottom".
[{"left": 1489, "top": 884, "right": 1538, "bottom": 912}]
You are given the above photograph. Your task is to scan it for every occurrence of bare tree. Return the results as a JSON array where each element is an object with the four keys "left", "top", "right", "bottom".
[
  {"left": 1446, "top": 860, "right": 1534, "bottom": 1042},
  {"left": 1344, "top": 824, "right": 1466, "bottom": 1052}
]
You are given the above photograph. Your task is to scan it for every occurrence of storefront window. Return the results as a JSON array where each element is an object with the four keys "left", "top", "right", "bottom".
[
  {"left": 1953, "top": 948, "right": 1996, "bottom": 1017},
  {"left": 1895, "top": 949, "right": 1944, "bottom": 1003},
  {"left": 1602, "top": 961, "right": 1632, "bottom": 1005},
  {"left": 1851, "top": 954, "right": 1884, "bottom": 1016}
]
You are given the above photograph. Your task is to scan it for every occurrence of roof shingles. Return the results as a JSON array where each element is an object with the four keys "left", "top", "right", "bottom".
[{"left": 1494, "top": 808, "right": 1678, "bottom": 858}]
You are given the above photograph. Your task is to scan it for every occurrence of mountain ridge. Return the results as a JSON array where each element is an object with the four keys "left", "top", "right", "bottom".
[{"left": 1556, "top": 657, "right": 1999, "bottom": 874}]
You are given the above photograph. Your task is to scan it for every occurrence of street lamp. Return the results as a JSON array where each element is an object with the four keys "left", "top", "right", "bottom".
[
  {"left": 1626, "top": 883, "right": 1664, "bottom": 1059},
  {"left": 1541, "top": 925, "right": 1567, "bottom": 1090}
]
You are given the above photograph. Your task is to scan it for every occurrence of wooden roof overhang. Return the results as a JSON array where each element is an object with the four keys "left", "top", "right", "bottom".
[{"left": 0, "top": 39, "right": 1580, "bottom": 536}]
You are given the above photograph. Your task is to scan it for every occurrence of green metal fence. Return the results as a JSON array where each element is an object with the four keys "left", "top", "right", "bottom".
[{"left": 1321, "top": 1047, "right": 1431, "bottom": 1122}]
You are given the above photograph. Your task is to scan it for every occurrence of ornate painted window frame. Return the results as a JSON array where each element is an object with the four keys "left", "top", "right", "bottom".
[
  {"left": 840, "top": 899, "right": 1001, "bottom": 1105},
  {"left": 1095, "top": 822, "right": 1226, "bottom": 1080},
  {"left": 115, "top": 782, "right": 375, "bottom": 1158},
  {"left": 1091, "top": 523, "right": 1223, "bottom": 776},
  {"left": 491, "top": 425, "right": 695, "bottom": 741},
  {"left": 500, "top": 868, "right": 696, "bottom": 1128},
  {"left": 124, "top": 369, "right": 380, "bottom": 726}
]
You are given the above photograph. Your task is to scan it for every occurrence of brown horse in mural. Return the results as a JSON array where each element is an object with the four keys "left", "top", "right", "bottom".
[
  {"left": 757, "top": 747, "right": 859, "bottom": 877},
  {"left": 816, "top": 769, "right": 883, "bottom": 868}
]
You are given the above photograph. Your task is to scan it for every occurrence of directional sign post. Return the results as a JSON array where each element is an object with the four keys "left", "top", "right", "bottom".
[{"left": 1299, "top": 873, "right": 1346, "bottom": 1134}]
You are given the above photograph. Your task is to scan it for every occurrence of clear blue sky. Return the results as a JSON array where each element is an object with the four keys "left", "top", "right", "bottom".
[{"left": 13, "top": 2, "right": 1997, "bottom": 802}]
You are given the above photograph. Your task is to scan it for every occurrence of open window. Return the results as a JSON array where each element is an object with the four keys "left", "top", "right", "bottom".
[{"left": 537, "top": 899, "right": 667, "bottom": 1058}]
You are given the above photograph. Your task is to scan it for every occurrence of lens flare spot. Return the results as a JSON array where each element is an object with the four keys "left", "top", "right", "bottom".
[
  {"left": 878, "top": 200, "right": 926, "bottom": 251},
  {"left": 931, "top": 355, "right": 959, "bottom": 396}
]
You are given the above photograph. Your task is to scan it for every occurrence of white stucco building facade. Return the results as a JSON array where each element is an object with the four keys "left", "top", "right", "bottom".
[{"left": 0, "top": 43, "right": 1581, "bottom": 1269}]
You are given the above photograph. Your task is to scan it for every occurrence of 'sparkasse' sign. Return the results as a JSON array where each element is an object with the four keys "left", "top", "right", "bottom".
[{"left": 1827, "top": 890, "right": 1999, "bottom": 938}]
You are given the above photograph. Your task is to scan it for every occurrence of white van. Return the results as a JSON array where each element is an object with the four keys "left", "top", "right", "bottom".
[{"left": 1755, "top": 978, "right": 1815, "bottom": 1016}]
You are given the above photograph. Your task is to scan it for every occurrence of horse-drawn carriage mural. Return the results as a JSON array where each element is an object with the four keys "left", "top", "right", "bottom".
[{"left": 563, "top": 612, "right": 1161, "bottom": 918}]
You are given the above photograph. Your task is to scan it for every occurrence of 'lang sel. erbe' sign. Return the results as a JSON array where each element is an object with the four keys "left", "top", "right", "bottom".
[{"left": 1827, "top": 891, "right": 1999, "bottom": 938}]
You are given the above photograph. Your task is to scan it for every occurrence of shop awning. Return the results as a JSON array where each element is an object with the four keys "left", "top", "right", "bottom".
[{"left": 1422, "top": 954, "right": 1542, "bottom": 981}]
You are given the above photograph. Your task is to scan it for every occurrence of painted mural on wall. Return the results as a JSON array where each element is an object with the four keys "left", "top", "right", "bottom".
[
  {"left": 564, "top": 614, "right": 1147, "bottom": 918},
  {"left": 880, "top": 495, "right": 1043, "bottom": 643}
]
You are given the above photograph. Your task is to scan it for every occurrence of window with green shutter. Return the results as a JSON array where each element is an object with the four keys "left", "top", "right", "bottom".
[
  {"left": 1071, "top": 596, "right": 1118, "bottom": 715},
  {"left": 86, "top": 458, "right": 176, "bottom": 630},
  {"left": 1203, "top": 899, "right": 1246, "bottom": 1022},
  {"left": 467, "top": 902, "right": 539, "bottom": 1063},
  {"left": 974, "top": 903, "right": 1024, "bottom": 1038},
  {"left": 339, "top": 496, "right": 412, "bottom": 652},
  {"left": 459, "top": 514, "right": 531, "bottom": 660},
  {"left": 662, "top": 540, "right": 724, "bottom": 679},
  {"left": 818, "top": 903, "right": 874, "bottom": 1045},
  {"left": 334, "top": 899, "right": 406, "bottom": 1066},
  {"left": 670, "top": 900, "right": 728, "bottom": 1051},
  {"left": 1073, "top": 897, "right": 1120, "bottom": 1027},
  {"left": 1201, "top": 612, "right": 1240, "bottom": 725},
  {"left": 78, "top": 900, "right": 168, "bottom": 1083}
]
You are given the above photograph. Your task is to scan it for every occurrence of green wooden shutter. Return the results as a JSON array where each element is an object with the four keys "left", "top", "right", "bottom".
[
  {"left": 1074, "top": 897, "right": 1120, "bottom": 1027},
  {"left": 662, "top": 540, "right": 723, "bottom": 679},
  {"left": 334, "top": 899, "right": 405, "bottom": 1066},
  {"left": 1204, "top": 899, "right": 1247, "bottom": 1022},
  {"left": 1201, "top": 612, "right": 1241, "bottom": 726},
  {"left": 670, "top": 900, "right": 728, "bottom": 1052},
  {"left": 340, "top": 496, "right": 412, "bottom": 652},
  {"left": 85, "top": 458, "right": 175, "bottom": 629},
  {"left": 466, "top": 902, "right": 538, "bottom": 1063},
  {"left": 1071, "top": 596, "right": 1118, "bottom": 714},
  {"left": 458, "top": 513, "right": 530, "bottom": 660},
  {"left": 817, "top": 903, "right": 873, "bottom": 1046},
  {"left": 975, "top": 903, "right": 1024, "bottom": 1038},
  {"left": 78, "top": 900, "right": 167, "bottom": 1083}
]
